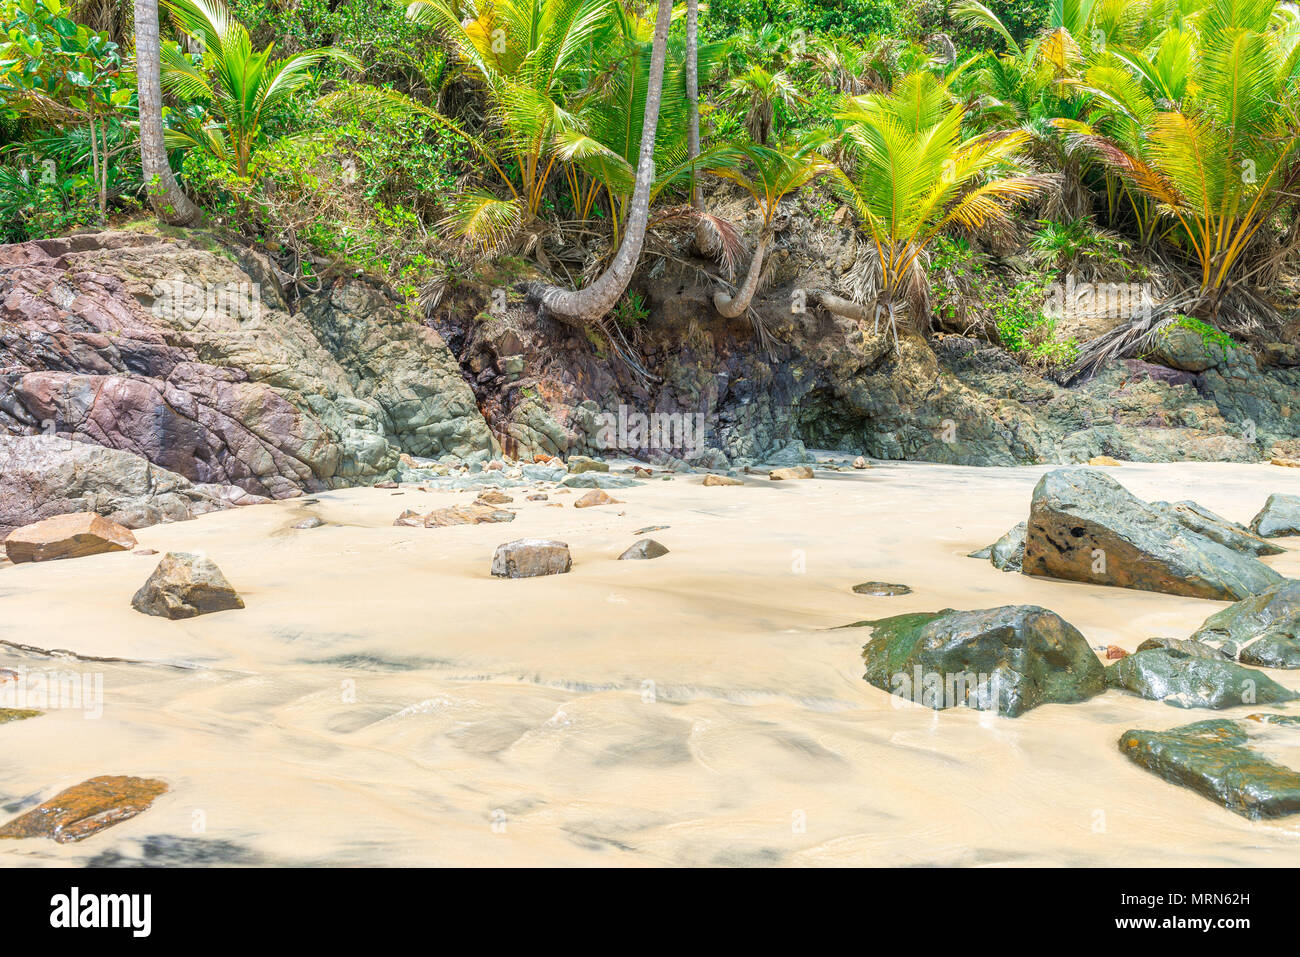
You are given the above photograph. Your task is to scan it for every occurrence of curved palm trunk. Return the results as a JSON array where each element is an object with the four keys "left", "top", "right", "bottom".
[
  {"left": 686, "top": 0, "right": 700, "bottom": 209},
  {"left": 713, "top": 232, "right": 769, "bottom": 317},
  {"left": 134, "top": 0, "right": 202, "bottom": 225},
  {"left": 526, "top": 0, "right": 673, "bottom": 326}
]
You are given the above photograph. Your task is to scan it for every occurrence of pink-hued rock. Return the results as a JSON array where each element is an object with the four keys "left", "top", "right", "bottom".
[{"left": 4, "top": 512, "right": 136, "bottom": 563}]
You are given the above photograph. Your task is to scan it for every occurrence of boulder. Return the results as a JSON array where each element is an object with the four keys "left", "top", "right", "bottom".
[
  {"left": 0, "top": 434, "right": 226, "bottom": 535},
  {"left": 491, "top": 539, "right": 572, "bottom": 578},
  {"left": 566, "top": 456, "right": 608, "bottom": 474},
  {"left": 1190, "top": 580, "right": 1300, "bottom": 669},
  {"left": 1146, "top": 322, "right": 1228, "bottom": 372},
  {"left": 559, "top": 473, "right": 643, "bottom": 490},
  {"left": 1150, "top": 500, "right": 1283, "bottom": 557},
  {"left": 4, "top": 512, "right": 136, "bottom": 563},
  {"left": 394, "top": 505, "right": 515, "bottom": 528},
  {"left": 1251, "top": 493, "right": 1300, "bottom": 538},
  {"left": 131, "top": 552, "right": 245, "bottom": 619},
  {"left": 769, "top": 466, "right": 814, "bottom": 481},
  {"left": 1119, "top": 714, "right": 1300, "bottom": 819},
  {"left": 1023, "top": 469, "right": 1283, "bottom": 600},
  {"left": 0, "top": 775, "right": 167, "bottom": 843},
  {"left": 859, "top": 605, "right": 1107, "bottom": 717},
  {"left": 702, "top": 474, "right": 743, "bottom": 486},
  {"left": 618, "top": 539, "right": 669, "bottom": 560},
  {"left": 574, "top": 489, "right": 619, "bottom": 508},
  {"left": 1104, "top": 647, "right": 1294, "bottom": 709}
]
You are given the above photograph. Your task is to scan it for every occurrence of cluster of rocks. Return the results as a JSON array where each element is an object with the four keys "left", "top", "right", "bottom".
[{"left": 863, "top": 466, "right": 1300, "bottom": 816}]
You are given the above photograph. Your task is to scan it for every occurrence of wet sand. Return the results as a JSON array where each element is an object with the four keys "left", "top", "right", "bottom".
[{"left": 1, "top": 460, "right": 1298, "bottom": 866}]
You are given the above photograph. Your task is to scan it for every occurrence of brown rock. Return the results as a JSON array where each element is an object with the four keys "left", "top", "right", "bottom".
[
  {"left": 475, "top": 490, "right": 515, "bottom": 505},
  {"left": 1088, "top": 455, "right": 1123, "bottom": 466},
  {"left": 131, "top": 552, "right": 245, "bottom": 619},
  {"left": 0, "top": 708, "right": 41, "bottom": 724},
  {"left": 526, "top": 493, "right": 549, "bottom": 501},
  {"left": 618, "top": 539, "right": 669, "bottom": 560},
  {"left": 3, "top": 512, "right": 136, "bottom": 564},
  {"left": 769, "top": 466, "right": 814, "bottom": 481},
  {"left": 574, "top": 489, "right": 619, "bottom": 508},
  {"left": 395, "top": 505, "right": 515, "bottom": 528},
  {"left": 702, "top": 474, "right": 743, "bottom": 486},
  {"left": 0, "top": 775, "right": 167, "bottom": 843},
  {"left": 491, "top": 539, "right": 572, "bottom": 578},
  {"left": 1271, "top": 458, "right": 1300, "bottom": 468},
  {"left": 1106, "top": 645, "right": 1129, "bottom": 660}
]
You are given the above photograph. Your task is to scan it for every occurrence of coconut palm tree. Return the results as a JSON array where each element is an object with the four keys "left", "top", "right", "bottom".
[
  {"left": 159, "top": 0, "right": 359, "bottom": 178},
  {"left": 133, "top": 0, "right": 201, "bottom": 223},
  {"left": 1071, "top": 0, "right": 1300, "bottom": 300},
  {"left": 825, "top": 71, "right": 1046, "bottom": 341},
  {"left": 708, "top": 143, "right": 832, "bottom": 317},
  {"left": 725, "top": 65, "right": 800, "bottom": 145},
  {"left": 524, "top": 0, "right": 674, "bottom": 325}
]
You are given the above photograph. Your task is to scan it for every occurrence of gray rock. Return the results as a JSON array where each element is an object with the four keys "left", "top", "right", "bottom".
[
  {"left": 131, "top": 552, "right": 245, "bottom": 619},
  {"left": 559, "top": 473, "right": 644, "bottom": 490},
  {"left": 1251, "top": 493, "right": 1300, "bottom": 538},
  {"left": 859, "top": 605, "right": 1107, "bottom": 717},
  {"left": 0, "top": 434, "right": 226, "bottom": 536},
  {"left": 1023, "top": 468, "right": 1283, "bottom": 600},
  {"left": 1135, "top": 636, "right": 1229, "bottom": 660},
  {"left": 1150, "top": 500, "right": 1284, "bottom": 557},
  {"left": 291, "top": 517, "right": 325, "bottom": 529},
  {"left": 618, "top": 539, "right": 669, "bottom": 560},
  {"left": 970, "top": 521, "right": 1026, "bottom": 572},
  {"left": 1120, "top": 714, "right": 1300, "bottom": 819},
  {"left": 490, "top": 539, "right": 572, "bottom": 578},
  {"left": 1191, "top": 580, "right": 1300, "bottom": 668},
  {"left": 1104, "top": 647, "right": 1295, "bottom": 709},
  {"left": 1145, "top": 323, "right": 1229, "bottom": 372}
]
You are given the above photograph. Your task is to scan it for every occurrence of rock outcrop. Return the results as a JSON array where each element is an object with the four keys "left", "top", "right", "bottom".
[
  {"left": 0, "top": 230, "right": 493, "bottom": 501},
  {"left": 1023, "top": 468, "right": 1283, "bottom": 600}
]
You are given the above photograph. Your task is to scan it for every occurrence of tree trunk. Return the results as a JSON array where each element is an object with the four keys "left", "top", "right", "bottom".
[
  {"left": 713, "top": 232, "right": 769, "bottom": 317},
  {"left": 686, "top": 0, "right": 700, "bottom": 209},
  {"left": 525, "top": 0, "right": 672, "bottom": 325},
  {"left": 133, "top": 0, "right": 202, "bottom": 225}
]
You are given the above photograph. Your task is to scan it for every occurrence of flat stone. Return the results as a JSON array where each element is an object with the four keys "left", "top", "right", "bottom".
[
  {"left": 475, "top": 491, "right": 514, "bottom": 505},
  {"left": 769, "top": 466, "right": 814, "bottom": 480},
  {"left": 0, "top": 775, "right": 168, "bottom": 842},
  {"left": 574, "top": 489, "right": 619, "bottom": 508},
  {"left": 1119, "top": 714, "right": 1300, "bottom": 818},
  {"left": 1136, "top": 636, "right": 1229, "bottom": 660},
  {"left": 1251, "top": 493, "right": 1300, "bottom": 537},
  {"left": 1191, "top": 580, "right": 1300, "bottom": 668},
  {"left": 395, "top": 505, "right": 515, "bottom": 528},
  {"left": 131, "top": 552, "right": 245, "bottom": 619},
  {"left": 1105, "top": 647, "right": 1295, "bottom": 709},
  {"left": 702, "top": 474, "right": 743, "bottom": 486},
  {"left": 860, "top": 605, "right": 1106, "bottom": 717},
  {"left": 635, "top": 525, "right": 669, "bottom": 534},
  {"left": 1023, "top": 468, "right": 1283, "bottom": 600},
  {"left": 566, "top": 456, "right": 608, "bottom": 474},
  {"left": 491, "top": 539, "right": 572, "bottom": 578},
  {"left": 3, "top": 512, "right": 136, "bottom": 564},
  {"left": 560, "top": 473, "right": 643, "bottom": 490},
  {"left": 0, "top": 708, "right": 41, "bottom": 724},
  {"left": 1088, "top": 455, "right": 1123, "bottom": 466},
  {"left": 852, "top": 582, "right": 911, "bottom": 596},
  {"left": 291, "top": 516, "right": 325, "bottom": 529},
  {"left": 618, "top": 539, "right": 669, "bottom": 560}
]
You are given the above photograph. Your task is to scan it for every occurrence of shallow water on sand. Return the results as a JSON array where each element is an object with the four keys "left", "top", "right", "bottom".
[{"left": 1, "top": 461, "right": 1299, "bottom": 866}]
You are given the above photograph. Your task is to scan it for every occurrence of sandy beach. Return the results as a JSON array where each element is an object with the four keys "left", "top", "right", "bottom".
[{"left": 1, "top": 459, "right": 1298, "bottom": 867}]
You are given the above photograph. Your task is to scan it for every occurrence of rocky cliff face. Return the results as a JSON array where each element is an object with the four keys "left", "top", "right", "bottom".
[
  {"left": 0, "top": 228, "right": 495, "bottom": 524},
  {"left": 436, "top": 259, "right": 1300, "bottom": 468}
]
